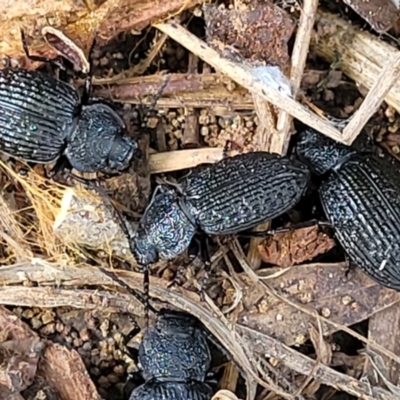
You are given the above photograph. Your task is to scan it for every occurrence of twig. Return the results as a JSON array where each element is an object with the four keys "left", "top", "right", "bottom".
[
  {"left": 276, "top": 0, "right": 319, "bottom": 153},
  {"left": 182, "top": 53, "right": 200, "bottom": 148},
  {"left": 131, "top": 32, "right": 169, "bottom": 76},
  {"left": 342, "top": 51, "right": 400, "bottom": 143},
  {"left": 0, "top": 286, "right": 144, "bottom": 315},
  {"left": 92, "top": 72, "right": 254, "bottom": 110},
  {"left": 314, "top": 11, "right": 400, "bottom": 117},
  {"left": 237, "top": 324, "right": 397, "bottom": 400},
  {"left": 153, "top": 20, "right": 343, "bottom": 141},
  {"left": 148, "top": 147, "right": 225, "bottom": 173}
]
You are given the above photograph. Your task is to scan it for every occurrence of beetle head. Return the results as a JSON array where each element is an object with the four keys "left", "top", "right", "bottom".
[
  {"left": 133, "top": 227, "right": 159, "bottom": 265},
  {"left": 70, "top": 103, "right": 138, "bottom": 173},
  {"left": 139, "top": 185, "right": 197, "bottom": 262},
  {"left": 295, "top": 126, "right": 355, "bottom": 175}
]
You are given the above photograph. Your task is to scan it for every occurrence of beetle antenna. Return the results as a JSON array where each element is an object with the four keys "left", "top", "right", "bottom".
[{"left": 79, "top": 180, "right": 156, "bottom": 322}]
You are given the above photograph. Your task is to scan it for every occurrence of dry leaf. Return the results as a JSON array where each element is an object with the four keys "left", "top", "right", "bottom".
[
  {"left": 238, "top": 263, "right": 400, "bottom": 345},
  {"left": 258, "top": 225, "right": 335, "bottom": 268},
  {"left": 41, "top": 343, "right": 101, "bottom": 400}
]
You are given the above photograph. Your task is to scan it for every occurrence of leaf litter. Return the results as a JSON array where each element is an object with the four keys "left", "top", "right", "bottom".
[{"left": 0, "top": 0, "right": 400, "bottom": 399}]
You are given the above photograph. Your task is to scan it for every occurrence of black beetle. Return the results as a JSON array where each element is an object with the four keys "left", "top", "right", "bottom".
[
  {"left": 127, "top": 310, "right": 214, "bottom": 400},
  {"left": 102, "top": 151, "right": 310, "bottom": 319},
  {"left": 131, "top": 151, "right": 311, "bottom": 265},
  {"left": 0, "top": 33, "right": 137, "bottom": 176},
  {"left": 296, "top": 126, "right": 400, "bottom": 290}
]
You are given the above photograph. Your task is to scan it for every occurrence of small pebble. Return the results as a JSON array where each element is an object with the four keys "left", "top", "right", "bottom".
[
  {"left": 41, "top": 310, "right": 55, "bottom": 325},
  {"left": 200, "top": 126, "right": 209, "bottom": 136},
  {"left": 31, "top": 317, "right": 43, "bottom": 330},
  {"left": 107, "top": 373, "right": 120, "bottom": 383},
  {"left": 82, "top": 342, "right": 92, "bottom": 351},
  {"left": 100, "top": 319, "right": 110, "bottom": 338},
  {"left": 80, "top": 328, "right": 90, "bottom": 341},
  {"left": 114, "top": 365, "right": 125, "bottom": 375},
  {"left": 22, "top": 309, "right": 34, "bottom": 319},
  {"left": 91, "top": 367, "right": 101, "bottom": 376},
  {"left": 98, "top": 376, "right": 111, "bottom": 388},
  {"left": 56, "top": 322, "right": 64, "bottom": 333},
  {"left": 40, "top": 322, "right": 55, "bottom": 335}
]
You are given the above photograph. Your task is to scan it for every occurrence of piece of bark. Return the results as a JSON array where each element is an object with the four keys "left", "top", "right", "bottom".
[
  {"left": 342, "top": 0, "right": 399, "bottom": 33},
  {"left": 92, "top": 72, "right": 255, "bottom": 111},
  {"left": 0, "top": 307, "right": 44, "bottom": 397},
  {"left": 257, "top": 225, "right": 336, "bottom": 268},
  {"left": 41, "top": 343, "right": 101, "bottom": 400},
  {"left": 313, "top": 10, "right": 400, "bottom": 115},
  {"left": 204, "top": 1, "right": 295, "bottom": 69},
  {"left": 0, "top": 0, "right": 203, "bottom": 64},
  {"left": 367, "top": 304, "right": 400, "bottom": 386},
  {"left": 0, "top": 337, "right": 44, "bottom": 393}
]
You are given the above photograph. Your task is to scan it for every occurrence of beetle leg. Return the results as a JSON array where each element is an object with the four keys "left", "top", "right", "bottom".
[
  {"left": 167, "top": 240, "right": 199, "bottom": 289},
  {"left": 166, "top": 235, "right": 212, "bottom": 303},
  {"left": 98, "top": 266, "right": 155, "bottom": 315},
  {"left": 196, "top": 234, "right": 212, "bottom": 302},
  {"left": 47, "top": 156, "right": 71, "bottom": 178},
  {"left": 343, "top": 254, "right": 357, "bottom": 281},
  {"left": 78, "top": 181, "right": 156, "bottom": 326},
  {"left": 222, "top": 139, "right": 241, "bottom": 158}
]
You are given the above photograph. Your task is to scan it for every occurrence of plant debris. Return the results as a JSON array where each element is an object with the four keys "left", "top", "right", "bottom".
[
  {"left": 204, "top": 1, "right": 295, "bottom": 68},
  {"left": 342, "top": 0, "right": 400, "bottom": 33},
  {"left": 1, "top": 0, "right": 400, "bottom": 399},
  {"left": 257, "top": 225, "right": 336, "bottom": 267}
]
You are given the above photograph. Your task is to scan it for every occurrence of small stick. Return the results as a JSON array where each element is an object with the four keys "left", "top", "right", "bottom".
[
  {"left": 148, "top": 147, "right": 225, "bottom": 173},
  {"left": 275, "top": 0, "right": 319, "bottom": 153},
  {"left": 342, "top": 51, "right": 400, "bottom": 143},
  {"left": 91, "top": 72, "right": 254, "bottom": 110},
  {"left": 182, "top": 53, "right": 200, "bottom": 148}
]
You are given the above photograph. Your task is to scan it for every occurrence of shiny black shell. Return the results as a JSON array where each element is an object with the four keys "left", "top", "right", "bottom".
[
  {"left": 321, "top": 155, "right": 400, "bottom": 289},
  {"left": 129, "top": 382, "right": 212, "bottom": 400},
  {"left": 138, "top": 311, "right": 211, "bottom": 382},
  {"left": 128, "top": 311, "right": 213, "bottom": 400},
  {"left": 182, "top": 152, "right": 311, "bottom": 235},
  {"left": 0, "top": 68, "right": 79, "bottom": 163}
]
